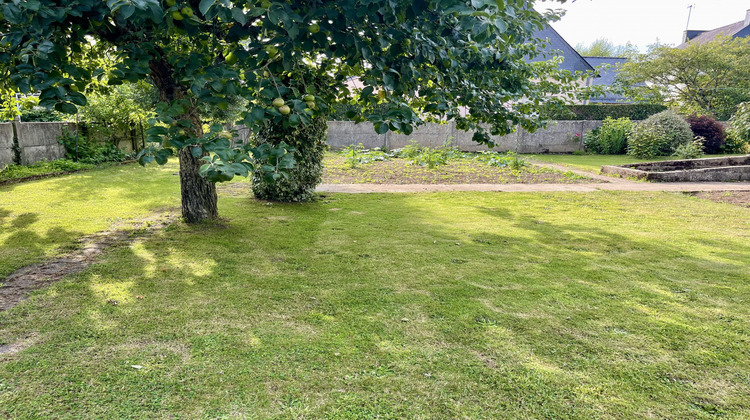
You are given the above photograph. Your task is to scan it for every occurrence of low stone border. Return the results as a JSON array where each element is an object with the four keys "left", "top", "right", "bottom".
[{"left": 601, "top": 156, "right": 750, "bottom": 182}]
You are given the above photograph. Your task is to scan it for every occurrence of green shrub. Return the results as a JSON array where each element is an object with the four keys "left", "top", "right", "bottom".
[
  {"left": 251, "top": 113, "right": 328, "bottom": 202},
  {"left": 58, "top": 129, "right": 130, "bottom": 164},
  {"left": 542, "top": 104, "right": 667, "bottom": 121},
  {"left": 584, "top": 117, "right": 633, "bottom": 154},
  {"left": 0, "top": 159, "right": 94, "bottom": 182},
  {"left": 20, "top": 107, "right": 64, "bottom": 122},
  {"left": 725, "top": 102, "right": 750, "bottom": 153},
  {"left": 627, "top": 110, "right": 693, "bottom": 158},
  {"left": 672, "top": 137, "right": 705, "bottom": 159}
]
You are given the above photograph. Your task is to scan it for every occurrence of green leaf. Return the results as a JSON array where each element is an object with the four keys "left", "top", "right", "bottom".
[
  {"left": 374, "top": 122, "right": 389, "bottom": 135},
  {"left": 198, "top": 0, "right": 216, "bottom": 15},
  {"left": 55, "top": 102, "right": 78, "bottom": 115}
]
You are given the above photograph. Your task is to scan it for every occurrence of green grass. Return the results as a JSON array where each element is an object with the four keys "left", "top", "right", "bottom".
[
  {"left": 0, "top": 159, "right": 97, "bottom": 183},
  {"left": 0, "top": 160, "right": 181, "bottom": 278},
  {"left": 2, "top": 171, "right": 750, "bottom": 418},
  {"left": 527, "top": 154, "right": 741, "bottom": 174}
]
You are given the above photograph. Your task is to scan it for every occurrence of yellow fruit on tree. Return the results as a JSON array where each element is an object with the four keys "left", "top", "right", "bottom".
[
  {"left": 278, "top": 105, "right": 291, "bottom": 115},
  {"left": 171, "top": 11, "right": 184, "bottom": 20},
  {"left": 272, "top": 97, "right": 285, "bottom": 108}
]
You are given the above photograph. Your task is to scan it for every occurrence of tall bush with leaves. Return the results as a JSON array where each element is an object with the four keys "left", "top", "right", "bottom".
[
  {"left": 584, "top": 117, "right": 632, "bottom": 154},
  {"left": 628, "top": 110, "right": 693, "bottom": 158},
  {"left": 725, "top": 102, "right": 750, "bottom": 153}
]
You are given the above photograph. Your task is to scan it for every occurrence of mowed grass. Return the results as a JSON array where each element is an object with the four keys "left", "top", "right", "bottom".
[
  {"left": 2, "top": 185, "right": 750, "bottom": 418},
  {"left": 0, "top": 161, "right": 181, "bottom": 278}
]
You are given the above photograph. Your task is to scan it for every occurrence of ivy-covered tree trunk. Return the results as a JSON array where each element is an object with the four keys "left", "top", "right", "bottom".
[
  {"left": 150, "top": 59, "right": 218, "bottom": 223},
  {"left": 251, "top": 113, "right": 328, "bottom": 202}
]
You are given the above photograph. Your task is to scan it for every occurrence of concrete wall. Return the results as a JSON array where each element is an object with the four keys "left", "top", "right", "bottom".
[
  {"left": 15, "top": 122, "right": 75, "bottom": 164},
  {"left": 0, "top": 123, "right": 14, "bottom": 168},
  {"left": 326, "top": 120, "right": 602, "bottom": 153}
]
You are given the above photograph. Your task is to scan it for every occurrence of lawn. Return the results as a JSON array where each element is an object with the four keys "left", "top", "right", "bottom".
[
  {"left": 0, "top": 161, "right": 180, "bottom": 278},
  {"left": 2, "top": 164, "right": 750, "bottom": 418},
  {"left": 527, "top": 153, "right": 743, "bottom": 174}
]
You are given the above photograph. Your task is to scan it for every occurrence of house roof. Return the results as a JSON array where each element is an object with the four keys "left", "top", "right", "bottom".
[
  {"left": 530, "top": 26, "right": 595, "bottom": 73},
  {"left": 583, "top": 57, "right": 629, "bottom": 103},
  {"left": 679, "top": 10, "right": 750, "bottom": 47}
]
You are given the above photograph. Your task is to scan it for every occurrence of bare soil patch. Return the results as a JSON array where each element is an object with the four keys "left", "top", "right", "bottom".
[
  {"left": 0, "top": 211, "right": 178, "bottom": 312},
  {"left": 323, "top": 155, "right": 597, "bottom": 184},
  {"left": 694, "top": 191, "right": 750, "bottom": 207}
]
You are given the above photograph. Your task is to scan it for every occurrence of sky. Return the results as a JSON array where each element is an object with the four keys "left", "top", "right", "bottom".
[{"left": 536, "top": 0, "right": 750, "bottom": 50}]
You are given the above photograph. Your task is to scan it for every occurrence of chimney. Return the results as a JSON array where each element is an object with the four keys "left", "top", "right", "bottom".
[{"left": 745, "top": 9, "right": 750, "bottom": 27}]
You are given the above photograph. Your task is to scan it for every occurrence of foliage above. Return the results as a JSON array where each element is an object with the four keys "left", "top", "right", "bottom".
[
  {"left": 0, "top": 0, "right": 581, "bottom": 180},
  {"left": 575, "top": 38, "right": 638, "bottom": 57},
  {"left": 617, "top": 36, "right": 750, "bottom": 120}
]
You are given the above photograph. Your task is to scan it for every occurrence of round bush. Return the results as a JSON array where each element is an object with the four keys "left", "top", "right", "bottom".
[
  {"left": 686, "top": 114, "right": 726, "bottom": 154},
  {"left": 251, "top": 114, "right": 328, "bottom": 202},
  {"left": 627, "top": 110, "right": 693, "bottom": 158},
  {"left": 725, "top": 102, "right": 750, "bottom": 153}
]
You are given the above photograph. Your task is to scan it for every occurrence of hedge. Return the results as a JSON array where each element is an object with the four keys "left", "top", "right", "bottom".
[
  {"left": 329, "top": 103, "right": 667, "bottom": 122},
  {"left": 541, "top": 104, "right": 667, "bottom": 121}
]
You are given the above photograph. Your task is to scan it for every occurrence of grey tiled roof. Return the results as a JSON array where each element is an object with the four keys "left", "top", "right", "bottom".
[
  {"left": 529, "top": 26, "right": 594, "bottom": 73},
  {"left": 583, "top": 57, "right": 630, "bottom": 103},
  {"left": 679, "top": 19, "right": 750, "bottom": 47}
]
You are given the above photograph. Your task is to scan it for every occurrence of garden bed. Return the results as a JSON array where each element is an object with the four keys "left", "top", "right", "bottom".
[
  {"left": 600, "top": 155, "right": 750, "bottom": 182},
  {"left": 323, "top": 153, "right": 595, "bottom": 184}
]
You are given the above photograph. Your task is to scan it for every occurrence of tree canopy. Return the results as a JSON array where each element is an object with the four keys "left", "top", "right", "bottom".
[
  {"left": 617, "top": 36, "right": 750, "bottom": 120},
  {"left": 575, "top": 38, "right": 637, "bottom": 57},
  {"left": 0, "top": 0, "right": 580, "bottom": 222}
]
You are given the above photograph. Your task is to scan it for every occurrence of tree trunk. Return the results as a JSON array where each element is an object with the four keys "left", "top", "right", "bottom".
[
  {"left": 150, "top": 57, "right": 218, "bottom": 223},
  {"left": 178, "top": 147, "right": 218, "bottom": 223}
]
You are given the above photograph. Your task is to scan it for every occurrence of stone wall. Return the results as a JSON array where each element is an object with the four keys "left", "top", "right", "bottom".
[
  {"left": 16, "top": 122, "right": 75, "bottom": 164},
  {"left": 326, "top": 120, "right": 603, "bottom": 153},
  {"left": 0, "top": 123, "right": 14, "bottom": 168}
]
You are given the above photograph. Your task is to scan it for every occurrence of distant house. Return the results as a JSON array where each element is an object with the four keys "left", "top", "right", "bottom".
[
  {"left": 680, "top": 9, "right": 750, "bottom": 46},
  {"left": 532, "top": 26, "right": 631, "bottom": 104}
]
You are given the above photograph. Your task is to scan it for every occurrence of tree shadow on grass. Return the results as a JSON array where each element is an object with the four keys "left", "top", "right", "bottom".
[{"left": 0, "top": 192, "right": 749, "bottom": 418}]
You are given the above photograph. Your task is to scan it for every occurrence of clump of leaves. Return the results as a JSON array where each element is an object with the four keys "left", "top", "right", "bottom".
[
  {"left": 672, "top": 137, "right": 705, "bottom": 159},
  {"left": 686, "top": 114, "right": 726, "bottom": 154},
  {"left": 584, "top": 117, "right": 633, "bottom": 155},
  {"left": 475, "top": 151, "right": 528, "bottom": 170},
  {"left": 340, "top": 144, "right": 392, "bottom": 168},
  {"left": 0, "top": 159, "right": 94, "bottom": 182},
  {"left": 725, "top": 102, "right": 750, "bottom": 153},
  {"left": 58, "top": 129, "right": 131, "bottom": 164}
]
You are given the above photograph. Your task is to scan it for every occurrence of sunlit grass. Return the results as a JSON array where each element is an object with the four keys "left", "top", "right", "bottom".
[{"left": 2, "top": 187, "right": 750, "bottom": 418}]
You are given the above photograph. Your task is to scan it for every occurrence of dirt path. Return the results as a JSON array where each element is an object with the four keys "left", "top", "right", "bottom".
[{"left": 0, "top": 212, "right": 177, "bottom": 312}]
